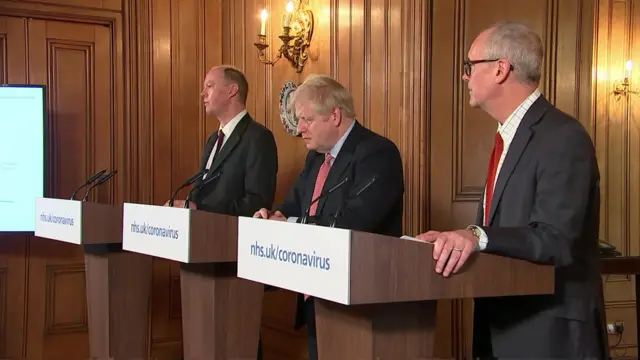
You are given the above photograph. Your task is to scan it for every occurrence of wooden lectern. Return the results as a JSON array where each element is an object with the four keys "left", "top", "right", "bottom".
[
  {"left": 35, "top": 198, "right": 152, "bottom": 360},
  {"left": 235, "top": 217, "right": 555, "bottom": 360},
  {"left": 121, "top": 204, "right": 263, "bottom": 360}
]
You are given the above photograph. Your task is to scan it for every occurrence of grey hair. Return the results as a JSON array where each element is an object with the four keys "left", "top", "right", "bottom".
[
  {"left": 483, "top": 21, "right": 543, "bottom": 84},
  {"left": 288, "top": 74, "right": 357, "bottom": 119}
]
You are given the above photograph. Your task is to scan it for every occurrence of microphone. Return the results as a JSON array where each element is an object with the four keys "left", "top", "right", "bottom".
[
  {"left": 168, "top": 169, "right": 207, "bottom": 207},
  {"left": 183, "top": 171, "right": 222, "bottom": 209},
  {"left": 330, "top": 174, "right": 377, "bottom": 228},
  {"left": 355, "top": 175, "right": 377, "bottom": 196},
  {"left": 82, "top": 170, "right": 118, "bottom": 201},
  {"left": 70, "top": 169, "right": 106, "bottom": 200},
  {"left": 300, "top": 177, "right": 349, "bottom": 225}
]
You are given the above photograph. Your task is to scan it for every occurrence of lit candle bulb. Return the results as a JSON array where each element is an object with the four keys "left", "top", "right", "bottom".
[
  {"left": 626, "top": 60, "right": 633, "bottom": 79},
  {"left": 260, "top": 9, "right": 267, "bottom": 36},
  {"left": 284, "top": 1, "right": 293, "bottom": 27}
]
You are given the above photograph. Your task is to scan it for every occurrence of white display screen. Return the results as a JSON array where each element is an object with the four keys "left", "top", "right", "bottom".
[{"left": 0, "top": 85, "right": 45, "bottom": 232}]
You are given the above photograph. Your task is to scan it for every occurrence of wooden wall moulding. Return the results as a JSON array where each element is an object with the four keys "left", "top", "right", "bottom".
[
  {"left": 0, "top": 0, "right": 604, "bottom": 359},
  {"left": 44, "top": 264, "right": 88, "bottom": 335},
  {"left": 0, "top": 0, "right": 127, "bottom": 359}
]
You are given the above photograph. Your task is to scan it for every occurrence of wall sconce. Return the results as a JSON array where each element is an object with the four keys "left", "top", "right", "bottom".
[
  {"left": 253, "top": 0, "right": 314, "bottom": 73},
  {"left": 613, "top": 60, "right": 639, "bottom": 100}
]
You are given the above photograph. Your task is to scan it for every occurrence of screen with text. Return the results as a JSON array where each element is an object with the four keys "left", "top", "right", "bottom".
[{"left": 0, "top": 85, "right": 45, "bottom": 232}]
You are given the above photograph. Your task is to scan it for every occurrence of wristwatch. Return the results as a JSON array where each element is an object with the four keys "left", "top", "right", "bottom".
[
  {"left": 466, "top": 225, "right": 486, "bottom": 250},
  {"left": 467, "top": 225, "right": 482, "bottom": 239}
]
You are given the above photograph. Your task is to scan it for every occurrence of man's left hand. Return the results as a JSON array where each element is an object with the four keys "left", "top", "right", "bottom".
[{"left": 416, "top": 229, "right": 479, "bottom": 277}]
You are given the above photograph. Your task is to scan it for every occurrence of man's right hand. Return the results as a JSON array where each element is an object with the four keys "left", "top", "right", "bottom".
[{"left": 253, "top": 208, "right": 287, "bottom": 221}]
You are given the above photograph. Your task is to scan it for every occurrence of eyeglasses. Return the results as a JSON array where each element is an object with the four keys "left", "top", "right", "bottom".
[{"left": 463, "top": 59, "right": 513, "bottom": 77}]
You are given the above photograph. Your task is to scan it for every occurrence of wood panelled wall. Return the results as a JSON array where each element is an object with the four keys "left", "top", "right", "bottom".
[
  {"left": 0, "top": 1, "right": 125, "bottom": 359},
  {"left": 595, "top": 0, "right": 640, "bottom": 357},
  {"left": 0, "top": 0, "right": 601, "bottom": 359},
  {"left": 430, "top": 0, "right": 595, "bottom": 357}
]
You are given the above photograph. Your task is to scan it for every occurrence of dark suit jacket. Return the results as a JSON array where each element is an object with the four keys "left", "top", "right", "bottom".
[
  {"left": 472, "top": 96, "right": 608, "bottom": 359},
  {"left": 193, "top": 113, "right": 278, "bottom": 217},
  {"left": 277, "top": 121, "right": 404, "bottom": 329},
  {"left": 278, "top": 120, "right": 404, "bottom": 236}
]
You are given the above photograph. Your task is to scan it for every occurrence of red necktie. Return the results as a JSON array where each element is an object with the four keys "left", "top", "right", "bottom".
[
  {"left": 484, "top": 132, "right": 504, "bottom": 226},
  {"left": 304, "top": 153, "right": 333, "bottom": 301},
  {"left": 213, "top": 129, "right": 225, "bottom": 159},
  {"left": 309, "top": 154, "right": 333, "bottom": 216}
]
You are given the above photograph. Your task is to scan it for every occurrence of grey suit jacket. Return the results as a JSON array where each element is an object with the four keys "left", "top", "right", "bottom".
[
  {"left": 472, "top": 96, "right": 608, "bottom": 359},
  {"left": 193, "top": 113, "right": 278, "bottom": 217}
]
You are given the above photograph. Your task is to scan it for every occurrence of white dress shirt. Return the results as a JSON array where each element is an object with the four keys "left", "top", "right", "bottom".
[
  {"left": 203, "top": 109, "right": 247, "bottom": 179},
  {"left": 473, "top": 89, "right": 542, "bottom": 250},
  {"left": 287, "top": 121, "right": 356, "bottom": 222}
]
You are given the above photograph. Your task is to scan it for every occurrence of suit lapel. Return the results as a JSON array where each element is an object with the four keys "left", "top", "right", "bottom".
[
  {"left": 207, "top": 115, "right": 250, "bottom": 175},
  {"left": 316, "top": 122, "right": 363, "bottom": 214},
  {"left": 195, "top": 132, "right": 219, "bottom": 187},
  {"left": 488, "top": 96, "right": 550, "bottom": 225}
]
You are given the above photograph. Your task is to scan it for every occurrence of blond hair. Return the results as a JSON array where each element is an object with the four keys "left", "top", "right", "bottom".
[{"left": 289, "top": 74, "right": 356, "bottom": 119}]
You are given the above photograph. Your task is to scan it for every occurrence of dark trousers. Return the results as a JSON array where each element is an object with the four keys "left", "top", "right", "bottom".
[
  {"left": 304, "top": 297, "right": 318, "bottom": 360},
  {"left": 257, "top": 333, "right": 263, "bottom": 360},
  {"left": 473, "top": 307, "right": 608, "bottom": 360}
]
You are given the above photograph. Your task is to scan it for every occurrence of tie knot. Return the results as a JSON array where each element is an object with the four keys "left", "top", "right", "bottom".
[
  {"left": 324, "top": 153, "right": 333, "bottom": 164},
  {"left": 495, "top": 131, "right": 503, "bottom": 145}
]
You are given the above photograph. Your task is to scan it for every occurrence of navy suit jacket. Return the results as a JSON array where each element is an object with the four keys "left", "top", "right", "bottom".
[
  {"left": 276, "top": 121, "right": 404, "bottom": 330},
  {"left": 278, "top": 121, "right": 404, "bottom": 237}
]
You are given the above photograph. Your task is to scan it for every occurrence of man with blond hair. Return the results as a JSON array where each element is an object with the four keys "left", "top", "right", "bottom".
[
  {"left": 254, "top": 74, "right": 404, "bottom": 360},
  {"left": 415, "top": 21, "right": 608, "bottom": 359}
]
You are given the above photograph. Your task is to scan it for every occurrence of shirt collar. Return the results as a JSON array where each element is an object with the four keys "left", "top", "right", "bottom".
[
  {"left": 497, "top": 89, "right": 541, "bottom": 146},
  {"left": 219, "top": 109, "right": 247, "bottom": 137},
  {"left": 327, "top": 120, "right": 356, "bottom": 159}
]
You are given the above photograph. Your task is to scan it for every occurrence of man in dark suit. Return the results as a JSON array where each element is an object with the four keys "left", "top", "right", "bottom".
[
  {"left": 170, "top": 65, "right": 278, "bottom": 216},
  {"left": 168, "top": 65, "right": 278, "bottom": 360},
  {"left": 253, "top": 74, "right": 404, "bottom": 360},
  {"left": 416, "top": 21, "right": 608, "bottom": 359}
]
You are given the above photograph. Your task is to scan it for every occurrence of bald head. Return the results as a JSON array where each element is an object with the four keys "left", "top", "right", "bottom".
[
  {"left": 463, "top": 21, "right": 543, "bottom": 121},
  {"left": 201, "top": 65, "right": 249, "bottom": 123},
  {"left": 206, "top": 65, "right": 249, "bottom": 104},
  {"left": 480, "top": 21, "right": 543, "bottom": 84}
]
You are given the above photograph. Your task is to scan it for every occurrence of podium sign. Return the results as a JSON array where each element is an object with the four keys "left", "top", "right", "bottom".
[
  {"left": 122, "top": 203, "right": 191, "bottom": 262},
  {"left": 237, "top": 217, "right": 352, "bottom": 305},
  {"left": 35, "top": 197, "right": 82, "bottom": 244}
]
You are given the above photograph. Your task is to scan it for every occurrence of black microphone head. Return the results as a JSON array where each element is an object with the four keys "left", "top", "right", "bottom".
[
  {"left": 96, "top": 170, "right": 117, "bottom": 184},
  {"left": 184, "top": 171, "right": 222, "bottom": 208},
  {"left": 331, "top": 174, "right": 378, "bottom": 227},
  {"left": 183, "top": 169, "right": 207, "bottom": 186},
  {"left": 170, "top": 169, "right": 207, "bottom": 207},
  {"left": 338, "top": 176, "right": 349, "bottom": 186},
  {"left": 88, "top": 169, "right": 108, "bottom": 183},
  {"left": 82, "top": 170, "right": 117, "bottom": 201},
  {"left": 354, "top": 174, "right": 378, "bottom": 196},
  {"left": 70, "top": 169, "right": 107, "bottom": 199},
  {"left": 204, "top": 171, "right": 222, "bottom": 184},
  {"left": 302, "top": 176, "right": 350, "bottom": 222}
]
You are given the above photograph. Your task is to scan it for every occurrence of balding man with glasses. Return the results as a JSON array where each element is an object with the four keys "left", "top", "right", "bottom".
[{"left": 414, "top": 21, "right": 608, "bottom": 359}]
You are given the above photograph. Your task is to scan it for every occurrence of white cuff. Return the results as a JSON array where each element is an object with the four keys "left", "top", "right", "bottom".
[{"left": 467, "top": 225, "right": 488, "bottom": 251}]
